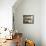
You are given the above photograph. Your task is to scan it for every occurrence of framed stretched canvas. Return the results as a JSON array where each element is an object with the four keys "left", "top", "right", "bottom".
[{"left": 23, "top": 15, "right": 34, "bottom": 24}]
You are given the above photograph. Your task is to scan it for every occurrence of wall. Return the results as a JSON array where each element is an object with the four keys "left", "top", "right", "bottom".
[
  {"left": 0, "top": 0, "right": 16, "bottom": 30},
  {"left": 41, "top": 0, "right": 46, "bottom": 46},
  {"left": 13, "top": 0, "right": 41, "bottom": 46}
]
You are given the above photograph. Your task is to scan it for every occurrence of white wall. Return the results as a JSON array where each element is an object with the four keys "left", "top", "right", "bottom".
[
  {"left": 41, "top": 0, "right": 46, "bottom": 46},
  {"left": 13, "top": 0, "right": 41, "bottom": 46},
  {"left": 12, "top": 0, "right": 46, "bottom": 46},
  {"left": 0, "top": 0, "right": 16, "bottom": 30}
]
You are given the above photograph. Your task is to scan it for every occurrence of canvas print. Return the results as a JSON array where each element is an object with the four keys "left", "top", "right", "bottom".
[{"left": 23, "top": 15, "right": 34, "bottom": 24}]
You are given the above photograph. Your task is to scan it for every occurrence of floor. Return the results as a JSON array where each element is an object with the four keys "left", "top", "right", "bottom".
[{"left": 0, "top": 39, "right": 16, "bottom": 46}]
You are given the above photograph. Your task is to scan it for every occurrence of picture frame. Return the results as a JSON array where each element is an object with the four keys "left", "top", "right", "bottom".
[{"left": 23, "top": 15, "right": 34, "bottom": 24}]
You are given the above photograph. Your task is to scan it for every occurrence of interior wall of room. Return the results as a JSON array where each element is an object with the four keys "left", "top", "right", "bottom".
[
  {"left": 13, "top": 0, "right": 41, "bottom": 46},
  {"left": 41, "top": 0, "right": 46, "bottom": 46},
  {"left": 0, "top": 0, "right": 16, "bottom": 30}
]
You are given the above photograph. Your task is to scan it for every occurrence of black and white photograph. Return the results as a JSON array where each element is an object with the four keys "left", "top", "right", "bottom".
[{"left": 23, "top": 15, "right": 34, "bottom": 24}]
